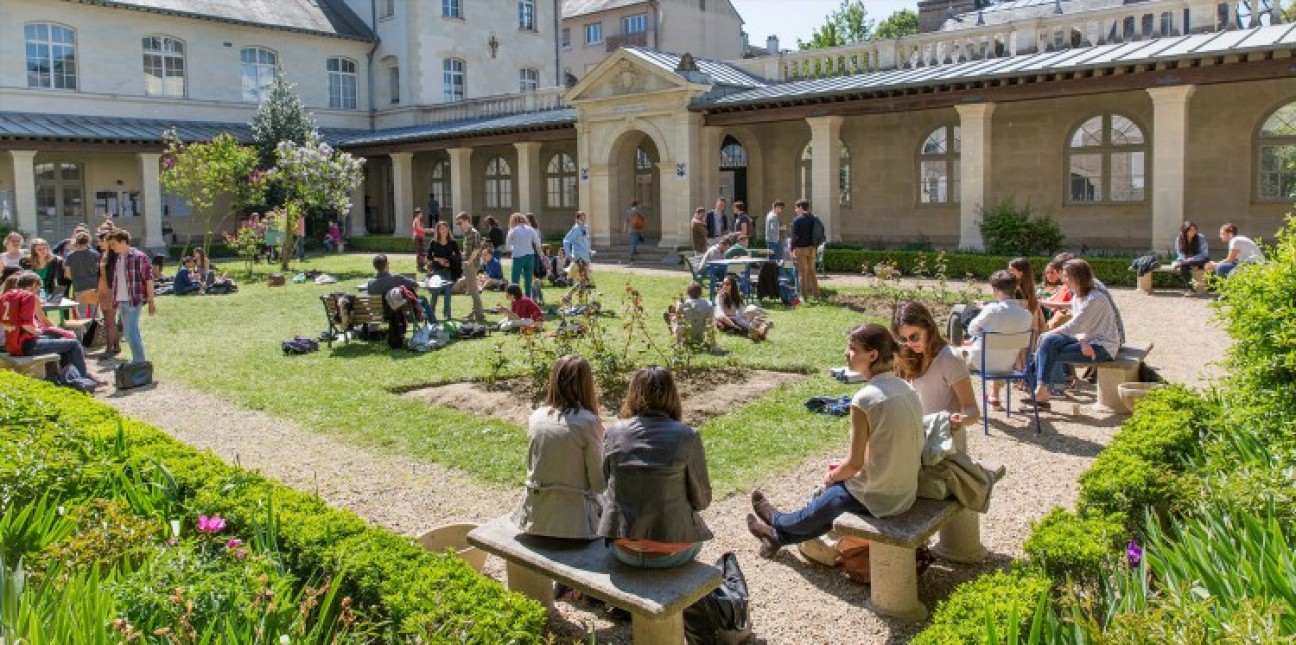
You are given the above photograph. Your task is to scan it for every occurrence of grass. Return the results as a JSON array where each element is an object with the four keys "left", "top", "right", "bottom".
[{"left": 137, "top": 254, "right": 926, "bottom": 495}]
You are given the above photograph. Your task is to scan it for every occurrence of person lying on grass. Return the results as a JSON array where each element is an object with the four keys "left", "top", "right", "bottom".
[{"left": 495, "top": 284, "right": 544, "bottom": 331}]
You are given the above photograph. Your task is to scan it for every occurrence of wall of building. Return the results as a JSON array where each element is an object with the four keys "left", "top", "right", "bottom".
[
  {"left": 0, "top": 0, "right": 372, "bottom": 129},
  {"left": 561, "top": 0, "right": 742, "bottom": 80}
]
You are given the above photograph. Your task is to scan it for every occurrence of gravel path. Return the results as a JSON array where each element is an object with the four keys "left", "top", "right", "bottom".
[{"left": 87, "top": 265, "right": 1227, "bottom": 644}]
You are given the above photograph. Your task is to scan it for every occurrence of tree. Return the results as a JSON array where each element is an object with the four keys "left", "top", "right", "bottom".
[
  {"left": 874, "top": 9, "right": 920, "bottom": 40},
  {"left": 249, "top": 76, "right": 315, "bottom": 168},
  {"left": 160, "top": 131, "right": 263, "bottom": 259},
  {"left": 798, "top": 0, "right": 872, "bottom": 50},
  {"left": 265, "top": 132, "right": 365, "bottom": 270}
]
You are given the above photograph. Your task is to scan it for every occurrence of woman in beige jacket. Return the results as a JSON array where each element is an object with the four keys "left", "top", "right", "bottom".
[{"left": 512, "top": 354, "right": 606, "bottom": 539}]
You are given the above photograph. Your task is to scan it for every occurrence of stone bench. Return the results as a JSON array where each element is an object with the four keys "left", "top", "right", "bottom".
[
  {"left": 1089, "top": 342, "right": 1154, "bottom": 413},
  {"left": 1137, "top": 266, "right": 1206, "bottom": 295},
  {"left": 0, "top": 352, "right": 59, "bottom": 378},
  {"left": 467, "top": 516, "right": 722, "bottom": 644}
]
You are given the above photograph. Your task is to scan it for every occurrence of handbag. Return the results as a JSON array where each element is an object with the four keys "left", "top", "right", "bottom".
[
  {"left": 683, "top": 552, "right": 752, "bottom": 645},
  {"left": 113, "top": 361, "right": 153, "bottom": 390},
  {"left": 268, "top": 273, "right": 286, "bottom": 287}
]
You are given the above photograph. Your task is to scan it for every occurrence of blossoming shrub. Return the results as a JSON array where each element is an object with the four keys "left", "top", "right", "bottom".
[{"left": 0, "top": 372, "right": 545, "bottom": 642}]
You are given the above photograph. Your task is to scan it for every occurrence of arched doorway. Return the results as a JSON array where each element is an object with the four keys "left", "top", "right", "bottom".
[
  {"left": 608, "top": 131, "right": 661, "bottom": 252},
  {"left": 719, "top": 135, "right": 748, "bottom": 206}
]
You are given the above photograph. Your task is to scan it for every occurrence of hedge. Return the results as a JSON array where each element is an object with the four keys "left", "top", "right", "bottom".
[
  {"left": 909, "top": 570, "right": 1053, "bottom": 645},
  {"left": 0, "top": 372, "right": 546, "bottom": 643},
  {"left": 821, "top": 248, "right": 1176, "bottom": 289}
]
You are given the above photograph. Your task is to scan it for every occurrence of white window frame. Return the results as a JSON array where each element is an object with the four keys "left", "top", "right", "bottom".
[
  {"left": 240, "top": 47, "right": 277, "bottom": 102},
  {"left": 1256, "top": 100, "right": 1296, "bottom": 202},
  {"left": 443, "top": 0, "right": 463, "bottom": 18},
  {"left": 546, "top": 153, "right": 578, "bottom": 208},
  {"left": 519, "top": 68, "right": 539, "bottom": 92},
  {"left": 1065, "top": 114, "right": 1147, "bottom": 204},
  {"left": 485, "top": 157, "right": 513, "bottom": 210},
  {"left": 142, "top": 35, "right": 185, "bottom": 97},
  {"left": 25, "top": 23, "right": 77, "bottom": 90},
  {"left": 519, "top": 0, "right": 536, "bottom": 30},
  {"left": 327, "top": 57, "right": 358, "bottom": 110},
  {"left": 380, "top": 0, "right": 395, "bottom": 18},
  {"left": 443, "top": 58, "right": 466, "bottom": 102},
  {"left": 585, "top": 22, "right": 603, "bottom": 45},
  {"left": 561, "top": 27, "right": 571, "bottom": 49},
  {"left": 918, "top": 125, "right": 961, "bottom": 205},
  {"left": 622, "top": 14, "right": 649, "bottom": 34}
]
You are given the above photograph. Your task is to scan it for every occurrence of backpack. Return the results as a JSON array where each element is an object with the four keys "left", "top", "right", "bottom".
[
  {"left": 811, "top": 216, "right": 826, "bottom": 248},
  {"left": 683, "top": 552, "right": 752, "bottom": 645},
  {"left": 630, "top": 210, "right": 646, "bottom": 231},
  {"left": 282, "top": 336, "right": 320, "bottom": 355},
  {"left": 458, "top": 322, "right": 491, "bottom": 339}
]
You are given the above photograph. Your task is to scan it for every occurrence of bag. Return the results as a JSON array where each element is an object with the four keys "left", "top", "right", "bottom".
[
  {"left": 206, "top": 279, "right": 238, "bottom": 295},
  {"left": 282, "top": 336, "right": 319, "bottom": 355},
  {"left": 630, "top": 211, "right": 647, "bottom": 231},
  {"left": 837, "top": 537, "right": 871, "bottom": 584},
  {"left": 458, "top": 322, "right": 490, "bottom": 339},
  {"left": 53, "top": 364, "right": 99, "bottom": 393},
  {"left": 79, "top": 319, "right": 100, "bottom": 348},
  {"left": 114, "top": 361, "right": 154, "bottom": 390},
  {"left": 683, "top": 552, "right": 752, "bottom": 645},
  {"left": 268, "top": 273, "right": 286, "bottom": 287},
  {"left": 408, "top": 323, "right": 450, "bottom": 352},
  {"left": 811, "top": 216, "right": 826, "bottom": 248}
]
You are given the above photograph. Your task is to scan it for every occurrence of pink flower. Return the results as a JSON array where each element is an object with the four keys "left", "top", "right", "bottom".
[
  {"left": 196, "top": 515, "right": 226, "bottom": 534},
  {"left": 226, "top": 538, "right": 243, "bottom": 550},
  {"left": 233, "top": 547, "right": 249, "bottom": 561}
]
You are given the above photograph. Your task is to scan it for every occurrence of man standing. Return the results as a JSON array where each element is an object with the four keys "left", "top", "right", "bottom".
[
  {"left": 733, "top": 201, "right": 753, "bottom": 241},
  {"left": 106, "top": 230, "right": 155, "bottom": 364},
  {"left": 764, "top": 200, "right": 784, "bottom": 260},
  {"left": 623, "top": 201, "right": 645, "bottom": 261},
  {"left": 412, "top": 207, "right": 428, "bottom": 272},
  {"left": 427, "top": 192, "right": 441, "bottom": 226},
  {"left": 563, "top": 211, "right": 592, "bottom": 264},
  {"left": 294, "top": 213, "right": 306, "bottom": 262},
  {"left": 705, "top": 198, "right": 728, "bottom": 243},
  {"left": 1206, "top": 222, "right": 1265, "bottom": 278},
  {"left": 789, "top": 199, "right": 821, "bottom": 300},
  {"left": 456, "top": 212, "right": 486, "bottom": 323}
]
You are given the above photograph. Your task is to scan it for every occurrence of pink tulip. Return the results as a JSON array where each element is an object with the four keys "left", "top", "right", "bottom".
[
  {"left": 226, "top": 538, "right": 243, "bottom": 550},
  {"left": 196, "top": 515, "right": 226, "bottom": 534}
]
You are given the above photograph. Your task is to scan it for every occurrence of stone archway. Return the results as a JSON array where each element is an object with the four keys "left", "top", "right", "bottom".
[{"left": 603, "top": 128, "right": 668, "bottom": 252}]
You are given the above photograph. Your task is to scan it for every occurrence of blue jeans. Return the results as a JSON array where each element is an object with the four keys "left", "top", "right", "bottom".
[
  {"left": 613, "top": 541, "right": 703, "bottom": 569},
  {"left": 511, "top": 254, "right": 535, "bottom": 298},
  {"left": 22, "top": 336, "right": 88, "bottom": 378},
  {"left": 295, "top": 236, "right": 305, "bottom": 262},
  {"left": 770, "top": 482, "right": 869, "bottom": 546},
  {"left": 119, "top": 303, "right": 146, "bottom": 364},
  {"left": 1214, "top": 261, "right": 1238, "bottom": 278},
  {"left": 629, "top": 231, "right": 644, "bottom": 257},
  {"left": 428, "top": 272, "right": 452, "bottom": 322},
  {"left": 767, "top": 241, "right": 783, "bottom": 261},
  {"left": 1034, "top": 333, "right": 1112, "bottom": 387}
]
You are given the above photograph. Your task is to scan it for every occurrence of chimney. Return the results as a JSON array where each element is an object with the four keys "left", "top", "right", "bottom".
[{"left": 766, "top": 35, "right": 780, "bottom": 55}]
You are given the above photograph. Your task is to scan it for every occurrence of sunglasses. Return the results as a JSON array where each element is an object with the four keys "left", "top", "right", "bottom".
[{"left": 899, "top": 331, "right": 923, "bottom": 344}]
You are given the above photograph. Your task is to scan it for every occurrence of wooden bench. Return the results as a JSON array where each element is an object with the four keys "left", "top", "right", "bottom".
[
  {"left": 1090, "top": 342, "right": 1154, "bottom": 413},
  {"left": 467, "top": 516, "right": 723, "bottom": 644},
  {"left": 1138, "top": 266, "right": 1206, "bottom": 295},
  {"left": 320, "top": 294, "right": 388, "bottom": 347},
  {"left": 0, "top": 352, "right": 60, "bottom": 378}
]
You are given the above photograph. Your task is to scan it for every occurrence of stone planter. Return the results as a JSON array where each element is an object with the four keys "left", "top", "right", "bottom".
[
  {"left": 417, "top": 522, "right": 487, "bottom": 572},
  {"left": 1117, "top": 382, "right": 1163, "bottom": 412}
]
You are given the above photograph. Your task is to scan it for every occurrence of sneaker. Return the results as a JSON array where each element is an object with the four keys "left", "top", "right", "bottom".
[{"left": 747, "top": 513, "right": 781, "bottom": 559}]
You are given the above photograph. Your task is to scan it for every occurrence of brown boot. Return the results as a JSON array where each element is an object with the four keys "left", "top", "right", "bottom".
[
  {"left": 750, "top": 490, "right": 778, "bottom": 525},
  {"left": 747, "top": 514, "right": 781, "bottom": 559}
]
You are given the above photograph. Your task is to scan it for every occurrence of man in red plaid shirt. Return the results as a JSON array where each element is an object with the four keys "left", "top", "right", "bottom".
[{"left": 106, "top": 230, "right": 155, "bottom": 364}]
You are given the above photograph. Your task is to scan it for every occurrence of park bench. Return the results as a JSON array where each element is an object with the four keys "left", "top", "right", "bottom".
[
  {"left": 320, "top": 294, "right": 388, "bottom": 347},
  {"left": 1089, "top": 342, "right": 1155, "bottom": 413},
  {"left": 1137, "top": 266, "right": 1206, "bottom": 296},
  {"left": 0, "top": 351, "right": 59, "bottom": 378},
  {"left": 467, "top": 516, "right": 723, "bottom": 644}
]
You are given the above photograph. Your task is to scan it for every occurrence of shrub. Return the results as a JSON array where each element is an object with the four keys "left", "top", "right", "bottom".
[
  {"left": 977, "top": 198, "right": 1065, "bottom": 256},
  {"left": 1023, "top": 508, "right": 1125, "bottom": 584},
  {"left": 821, "top": 248, "right": 1162, "bottom": 288},
  {"left": 911, "top": 569, "right": 1053, "bottom": 645}
]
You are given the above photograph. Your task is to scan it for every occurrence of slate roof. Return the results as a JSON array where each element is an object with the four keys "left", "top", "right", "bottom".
[
  {"left": 0, "top": 112, "right": 363, "bottom": 146},
  {"left": 340, "top": 109, "right": 578, "bottom": 147},
  {"left": 69, "top": 0, "right": 374, "bottom": 41},
  {"left": 940, "top": 0, "right": 1131, "bottom": 31},
  {"left": 563, "top": 0, "right": 644, "bottom": 19},
  {"left": 621, "top": 47, "right": 767, "bottom": 89},
  {"left": 701, "top": 23, "right": 1296, "bottom": 109}
]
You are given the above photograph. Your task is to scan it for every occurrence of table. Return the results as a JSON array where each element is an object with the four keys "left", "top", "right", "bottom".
[
  {"left": 41, "top": 297, "right": 78, "bottom": 325},
  {"left": 706, "top": 257, "right": 772, "bottom": 298}
]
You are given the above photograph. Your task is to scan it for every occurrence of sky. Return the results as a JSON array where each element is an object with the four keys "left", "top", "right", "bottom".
[{"left": 730, "top": 0, "right": 918, "bottom": 49}]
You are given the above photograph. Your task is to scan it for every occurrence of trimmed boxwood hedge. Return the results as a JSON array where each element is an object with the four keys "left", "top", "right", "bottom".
[
  {"left": 910, "top": 569, "right": 1053, "bottom": 645},
  {"left": 821, "top": 247, "right": 1174, "bottom": 289},
  {"left": 0, "top": 372, "right": 545, "bottom": 643}
]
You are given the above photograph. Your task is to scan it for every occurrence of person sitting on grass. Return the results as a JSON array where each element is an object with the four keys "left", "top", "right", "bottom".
[
  {"left": 1, "top": 272, "right": 100, "bottom": 384},
  {"left": 963, "top": 270, "right": 1034, "bottom": 410},
  {"left": 172, "top": 256, "right": 204, "bottom": 295},
  {"left": 496, "top": 284, "right": 544, "bottom": 331},
  {"left": 665, "top": 281, "right": 713, "bottom": 346},
  {"left": 480, "top": 246, "right": 506, "bottom": 291},
  {"left": 714, "top": 275, "right": 772, "bottom": 341}
]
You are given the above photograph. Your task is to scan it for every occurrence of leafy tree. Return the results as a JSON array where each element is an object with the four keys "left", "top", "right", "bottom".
[
  {"left": 798, "top": 0, "right": 872, "bottom": 50},
  {"left": 874, "top": 9, "right": 920, "bottom": 40},
  {"left": 265, "top": 133, "right": 364, "bottom": 270},
  {"left": 249, "top": 76, "right": 315, "bottom": 168},
  {"left": 160, "top": 131, "right": 263, "bottom": 259}
]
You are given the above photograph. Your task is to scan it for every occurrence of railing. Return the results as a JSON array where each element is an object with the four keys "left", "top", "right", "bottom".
[
  {"left": 607, "top": 31, "right": 651, "bottom": 52},
  {"left": 726, "top": 0, "right": 1283, "bottom": 82},
  {"left": 410, "top": 87, "right": 569, "bottom": 125}
]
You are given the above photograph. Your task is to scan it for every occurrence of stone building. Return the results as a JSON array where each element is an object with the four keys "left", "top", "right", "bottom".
[{"left": 559, "top": 0, "right": 745, "bottom": 81}]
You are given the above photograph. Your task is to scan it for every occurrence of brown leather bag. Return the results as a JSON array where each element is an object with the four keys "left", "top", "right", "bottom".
[
  {"left": 836, "top": 536, "right": 871, "bottom": 584},
  {"left": 268, "top": 273, "right": 286, "bottom": 287}
]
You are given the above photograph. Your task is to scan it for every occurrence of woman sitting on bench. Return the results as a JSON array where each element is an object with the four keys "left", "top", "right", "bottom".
[
  {"left": 1029, "top": 259, "right": 1123, "bottom": 410},
  {"left": 747, "top": 323, "right": 923, "bottom": 558},
  {"left": 894, "top": 301, "right": 980, "bottom": 426},
  {"left": 601, "top": 367, "right": 713, "bottom": 568}
]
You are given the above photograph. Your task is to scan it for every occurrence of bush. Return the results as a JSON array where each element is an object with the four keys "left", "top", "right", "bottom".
[
  {"left": 821, "top": 248, "right": 1165, "bottom": 288},
  {"left": 1023, "top": 508, "right": 1125, "bottom": 583},
  {"left": 347, "top": 235, "right": 413, "bottom": 254},
  {"left": 977, "top": 198, "right": 1065, "bottom": 257},
  {"left": 911, "top": 569, "right": 1053, "bottom": 645},
  {"left": 0, "top": 373, "right": 546, "bottom": 642}
]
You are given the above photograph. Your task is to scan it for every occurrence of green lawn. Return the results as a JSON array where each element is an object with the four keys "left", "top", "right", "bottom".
[{"left": 138, "top": 254, "right": 923, "bottom": 495}]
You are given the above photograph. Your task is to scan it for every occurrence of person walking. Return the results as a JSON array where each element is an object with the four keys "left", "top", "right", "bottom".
[
  {"left": 764, "top": 200, "right": 785, "bottom": 261},
  {"left": 456, "top": 212, "right": 486, "bottom": 323},
  {"left": 623, "top": 201, "right": 646, "bottom": 261},
  {"left": 790, "top": 199, "right": 823, "bottom": 300},
  {"left": 105, "top": 230, "right": 155, "bottom": 364}
]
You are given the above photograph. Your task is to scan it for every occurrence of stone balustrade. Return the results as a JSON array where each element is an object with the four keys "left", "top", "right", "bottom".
[{"left": 410, "top": 86, "right": 568, "bottom": 125}]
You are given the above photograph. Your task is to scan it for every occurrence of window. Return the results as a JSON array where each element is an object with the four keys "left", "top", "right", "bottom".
[
  {"left": 35, "top": 163, "right": 84, "bottom": 222},
  {"left": 546, "top": 153, "right": 577, "bottom": 208},
  {"left": 443, "top": 59, "right": 465, "bottom": 102},
  {"left": 142, "top": 36, "right": 184, "bottom": 97},
  {"left": 585, "top": 22, "right": 603, "bottom": 44},
  {"left": 720, "top": 140, "right": 747, "bottom": 168},
  {"left": 162, "top": 190, "right": 191, "bottom": 217},
  {"left": 622, "top": 14, "right": 649, "bottom": 34},
  {"left": 240, "top": 47, "right": 277, "bottom": 102},
  {"left": 25, "top": 23, "right": 77, "bottom": 90},
  {"left": 1257, "top": 101, "right": 1296, "bottom": 201},
  {"left": 431, "top": 160, "right": 452, "bottom": 212},
  {"left": 389, "top": 65, "right": 400, "bottom": 104},
  {"left": 519, "top": 0, "right": 536, "bottom": 30},
  {"left": 443, "top": 0, "right": 463, "bottom": 18},
  {"left": 485, "top": 157, "right": 513, "bottom": 209},
  {"left": 380, "top": 0, "right": 395, "bottom": 18},
  {"left": 798, "top": 142, "right": 852, "bottom": 205},
  {"left": 919, "top": 125, "right": 961, "bottom": 204},
  {"left": 327, "top": 57, "right": 357, "bottom": 109},
  {"left": 519, "top": 68, "right": 539, "bottom": 92},
  {"left": 561, "top": 28, "right": 571, "bottom": 49},
  {"left": 1066, "top": 114, "right": 1146, "bottom": 203}
]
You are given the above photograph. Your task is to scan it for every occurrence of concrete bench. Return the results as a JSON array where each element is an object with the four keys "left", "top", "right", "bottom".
[
  {"left": 0, "top": 352, "right": 59, "bottom": 378},
  {"left": 1138, "top": 266, "right": 1206, "bottom": 295},
  {"left": 467, "top": 516, "right": 722, "bottom": 644},
  {"left": 1090, "top": 342, "right": 1154, "bottom": 413}
]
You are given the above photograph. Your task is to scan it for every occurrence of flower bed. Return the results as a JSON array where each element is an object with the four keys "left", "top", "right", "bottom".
[{"left": 0, "top": 373, "right": 545, "bottom": 643}]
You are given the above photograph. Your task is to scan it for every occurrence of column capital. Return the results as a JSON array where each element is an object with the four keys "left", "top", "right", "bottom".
[
  {"left": 955, "top": 102, "right": 997, "bottom": 120},
  {"left": 8, "top": 149, "right": 38, "bottom": 161},
  {"left": 513, "top": 141, "right": 543, "bottom": 152},
  {"left": 806, "top": 115, "right": 845, "bottom": 133},
  {"left": 389, "top": 151, "right": 414, "bottom": 164},
  {"left": 1146, "top": 85, "right": 1196, "bottom": 105}
]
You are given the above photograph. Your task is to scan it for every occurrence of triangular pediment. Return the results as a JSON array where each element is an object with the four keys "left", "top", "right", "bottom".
[{"left": 564, "top": 49, "right": 706, "bottom": 103}]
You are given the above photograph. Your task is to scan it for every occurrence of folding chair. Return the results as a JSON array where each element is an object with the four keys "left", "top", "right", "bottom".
[
  {"left": 971, "top": 329, "right": 1041, "bottom": 435},
  {"left": 815, "top": 242, "right": 826, "bottom": 277},
  {"left": 679, "top": 253, "right": 719, "bottom": 300}
]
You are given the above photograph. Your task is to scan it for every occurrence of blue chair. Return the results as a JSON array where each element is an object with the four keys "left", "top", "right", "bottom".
[{"left": 970, "top": 329, "right": 1041, "bottom": 435}]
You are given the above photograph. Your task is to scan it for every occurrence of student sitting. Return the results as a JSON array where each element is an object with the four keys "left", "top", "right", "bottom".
[
  {"left": 962, "top": 270, "right": 1034, "bottom": 410},
  {"left": 367, "top": 254, "right": 433, "bottom": 322},
  {"left": 322, "top": 220, "right": 343, "bottom": 253},
  {"left": 1206, "top": 222, "right": 1265, "bottom": 279},
  {"left": 724, "top": 235, "right": 752, "bottom": 258},
  {"left": 1, "top": 272, "right": 100, "bottom": 384},
  {"left": 666, "top": 281, "right": 713, "bottom": 346},
  {"left": 480, "top": 247, "right": 506, "bottom": 291},
  {"left": 699, "top": 237, "right": 731, "bottom": 285},
  {"left": 172, "top": 256, "right": 204, "bottom": 295},
  {"left": 496, "top": 284, "right": 544, "bottom": 331},
  {"left": 714, "top": 275, "right": 772, "bottom": 341}
]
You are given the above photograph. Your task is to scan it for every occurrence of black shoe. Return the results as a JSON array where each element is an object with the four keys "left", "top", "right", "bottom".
[
  {"left": 747, "top": 513, "right": 781, "bottom": 559},
  {"left": 750, "top": 490, "right": 778, "bottom": 525}
]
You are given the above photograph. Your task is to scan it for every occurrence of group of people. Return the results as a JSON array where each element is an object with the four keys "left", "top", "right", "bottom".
[
  {"left": 666, "top": 277, "right": 773, "bottom": 344},
  {"left": 1169, "top": 221, "right": 1265, "bottom": 297},
  {"left": 693, "top": 198, "right": 827, "bottom": 302}
]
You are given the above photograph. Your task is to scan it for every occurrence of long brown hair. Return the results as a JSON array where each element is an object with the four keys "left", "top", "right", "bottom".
[
  {"left": 1009, "top": 257, "right": 1040, "bottom": 314},
  {"left": 892, "top": 301, "right": 947, "bottom": 380},
  {"left": 620, "top": 367, "right": 683, "bottom": 421},
  {"left": 544, "top": 354, "right": 598, "bottom": 415},
  {"left": 1178, "top": 221, "right": 1199, "bottom": 256},
  {"left": 1063, "top": 259, "right": 1096, "bottom": 297},
  {"left": 847, "top": 323, "right": 899, "bottom": 374},
  {"left": 719, "top": 275, "right": 742, "bottom": 309}
]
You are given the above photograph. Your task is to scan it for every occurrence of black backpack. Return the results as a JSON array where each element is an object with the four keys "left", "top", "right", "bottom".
[
  {"left": 683, "top": 552, "right": 752, "bottom": 645},
  {"left": 458, "top": 322, "right": 490, "bottom": 339},
  {"left": 282, "top": 336, "right": 319, "bottom": 355}
]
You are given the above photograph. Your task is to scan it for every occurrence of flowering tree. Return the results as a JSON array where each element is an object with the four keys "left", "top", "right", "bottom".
[
  {"left": 160, "top": 130, "right": 263, "bottom": 258},
  {"left": 266, "top": 132, "right": 364, "bottom": 269}
]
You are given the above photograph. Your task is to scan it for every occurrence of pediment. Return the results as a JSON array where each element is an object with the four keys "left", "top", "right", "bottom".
[{"left": 565, "top": 50, "right": 702, "bottom": 103}]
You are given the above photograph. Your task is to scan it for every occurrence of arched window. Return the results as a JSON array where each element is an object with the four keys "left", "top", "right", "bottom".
[
  {"left": 919, "top": 125, "right": 961, "bottom": 204},
  {"left": 241, "top": 47, "right": 277, "bottom": 102},
  {"left": 1257, "top": 100, "right": 1296, "bottom": 201},
  {"left": 798, "top": 142, "right": 851, "bottom": 205},
  {"left": 25, "top": 23, "right": 77, "bottom": 90},
  {"left": 327, "top": 57, "right": 358, "bottom": 109},
  {"left": 635, "top": 147, "right": 653, "bottom": 171},
  {"left": 546, "top": 153, "right": 577, "bottom": 208},
  {"left": 430, "top": 160, "right": 452, "bottom": 212},
  {"left": 1067, "top": 114, "right": 1146, "bottom": 203},
  {"left": 720, "top": 139, "right": 747, "bottom": 169},
  {"left": 142, "top": 35, "right": 185, "bottom": 97},
  {"left": 485, "top": 157, "right": 513, "bottom": 209}
]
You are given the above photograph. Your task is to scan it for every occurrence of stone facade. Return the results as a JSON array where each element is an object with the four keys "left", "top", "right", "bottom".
[{"left": 560, "top": 0, "right": 744, "bottom": 81}]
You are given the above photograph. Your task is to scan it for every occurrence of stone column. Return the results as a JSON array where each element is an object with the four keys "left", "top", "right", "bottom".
[
  {"left": 9, "top": 150, "right": 38, "bottom": 236},
  {"left": 1147, "top": 85, "right": 1196, "bottom": 253},
  {"left": 348, "top": 182, "right": 367, "bottom": 237},
  {"left": 448, "top": 147, "right": 474, "bottom": 220},
  {"left": 806, "top": 116, "right": 843, "bottom": 241},
  {"left": 390, "top": 152, "right": 414, "bottom": 238},
  {"left": 955, "top": 103, "right": 996, "bottom": 250},
  {"left": 137, "top": 153, "right": 166, "bottom": 252},
  {"left": 586, "top": 165, "right": 614, "bottom": 247},
  {"left": 514, "top": 141, "right": 543, "bottom": 217}
]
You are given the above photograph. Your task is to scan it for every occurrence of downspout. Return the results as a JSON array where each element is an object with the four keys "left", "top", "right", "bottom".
[
  {"left": 650, "top": 0, "right": 661, "bottom": 49},
  {"left": 554, "top": 0, "right": 562, "bottom": 87},
  {"left": 367, "top": 0, "right": 381, "bottom": 131}
]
